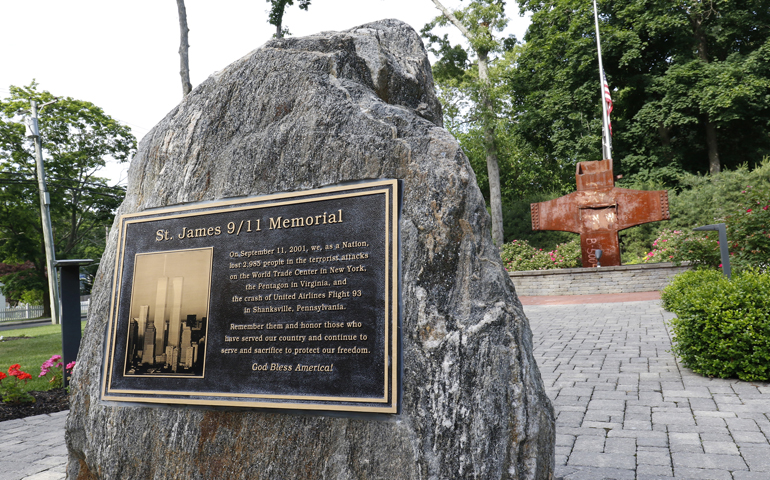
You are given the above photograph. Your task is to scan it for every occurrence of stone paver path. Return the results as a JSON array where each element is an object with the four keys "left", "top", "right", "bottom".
[
  {"left": 0, "top": 411, "right": 67, "bottom": 480},
  {"left": 3, "top": 299, "right": 769, "bottom": 480},
  {"left": 526, "top": 300, "right": 770, "bottom": 480}
]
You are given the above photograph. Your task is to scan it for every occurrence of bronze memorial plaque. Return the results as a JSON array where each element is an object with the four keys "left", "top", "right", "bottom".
[{"left": 101, "top": 180, "right": 401, "bottom": 413}]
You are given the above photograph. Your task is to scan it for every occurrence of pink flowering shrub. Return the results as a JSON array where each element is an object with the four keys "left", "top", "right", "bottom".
[
  {"left": 643, "top": 182, "right": 769, "bottom": 271},
  {"left": 501, "top": 238, "right": 581, "bottom": 271},
  {"left": 644, "top": 229, "right": 720, "bottom": 268},
  {"left": 39, "top": 354, "right": 65, "bottom": 388},
  {"left": 643, "top": 229, "right": 683, "bottom": 263},
  {"left": 37, "top": 355, "right": 76, "bottom": 389}
]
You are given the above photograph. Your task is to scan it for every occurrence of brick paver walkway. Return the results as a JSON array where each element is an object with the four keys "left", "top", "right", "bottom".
[
  {"left": 526, "top": 299, "right": 770, "bottom": 480},
  {"left": 0, "top": 410, "right": 67, "bottom": 480},
  {"left": 3, "top": 299, "right": 769, "bottom": 480}
]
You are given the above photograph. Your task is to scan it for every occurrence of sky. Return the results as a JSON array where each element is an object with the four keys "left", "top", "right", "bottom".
[{"left": 0, "top": 0, "right": 531, "bottom": 185}]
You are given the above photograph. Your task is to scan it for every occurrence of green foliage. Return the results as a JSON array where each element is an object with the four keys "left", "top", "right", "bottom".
[
  {"left": 0, "top": 322, "right": 84, "bottom": 392},
  {"left": 500, "top": 238, "right": 581, "bottom": 271},
  {"left": 422, "top": 0, "right": 510, "bottom": 59},
  {"left": 620, "top": 161, "right": 770, "bottom": 264},
  {"left": 506, "top": 0, "right": 606, "bottom": 187},
  {"left": 642, "top": 229, "right": 721, "bottom": 268},
  {"left": 512, "top": 0, "right": 770, "bottom": 185},
  {"left": 0, "top": 83, "right": 134, "bottom": 310},
  {"left": 19, "top": 289, "right": 44, "bottom": 306},
  {"left": 424, "top": 1, "right": 534, "bottom": 244},
  {"left": 427, "top": 13, "right": 571, "bottom": 203},
  {"left": 0, "top": 367, "right": 35, "bottom": 404},
  {"left": 0, "top": 264, "right": 40, "bottom": 306},
  {"left": 725, "top": 183, "right": 770, "bottom": 272},
  {"left": 266, "top": 0, "right": 311, "bottom": 38},
  {"left": 502, "top": 194, "right": 577, "bottom": 248},
  {"left": 662, "top": 269, "right": 770, "bottom": 381},
  {"left": 665, "top": 160, "right": 770, "bottom": 231}
]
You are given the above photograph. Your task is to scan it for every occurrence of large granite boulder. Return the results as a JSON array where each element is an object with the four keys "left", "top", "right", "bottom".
[{"left": 66, "top": 19, "right": 554, "bottom": 479}]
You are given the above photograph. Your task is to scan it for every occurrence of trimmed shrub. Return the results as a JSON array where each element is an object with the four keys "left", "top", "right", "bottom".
[{"left": 662, "top": 269, "right": 770, "bottom": 381}]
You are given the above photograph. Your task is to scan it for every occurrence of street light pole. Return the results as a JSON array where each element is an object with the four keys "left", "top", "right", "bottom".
[{"left": 27, "top": 99, "right": 61, "bottom": 325}]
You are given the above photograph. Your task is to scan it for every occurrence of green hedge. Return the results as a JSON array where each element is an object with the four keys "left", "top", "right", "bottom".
[{"left": 662, "top": 269, "right": 770, "bottom": 381}]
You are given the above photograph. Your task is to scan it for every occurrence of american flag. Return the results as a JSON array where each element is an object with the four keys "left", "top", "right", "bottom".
[{"left": 603, "top": 70, "right": 613, "bottom": 135}]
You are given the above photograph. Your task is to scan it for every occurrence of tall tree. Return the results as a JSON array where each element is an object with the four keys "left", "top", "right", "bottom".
[
  {"left": 0, "top": 83, "right": 135, "bottom": 316},
  {"left": 176, "top": 0, "right": 192, "bottom": 96},
  {"left": 510, "top": 0, "right": 770, "bottom": 186},
  {"left": 425, "top": 0, "right": 510, "bottom": 245},
  {"left": 429, "top": 42, "right": 568, "bottom": 202},
  {"left": 267, "top": 0, "right": 311, "bottom": 39}
]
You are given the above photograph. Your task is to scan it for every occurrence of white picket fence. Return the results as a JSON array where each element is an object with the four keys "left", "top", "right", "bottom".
[{"left": 0, "top": 300, "right": 89, "bottom": 323}]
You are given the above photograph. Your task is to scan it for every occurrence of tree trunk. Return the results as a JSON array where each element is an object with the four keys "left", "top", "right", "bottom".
[
  {"left": 704, "top": 119, "right": 720, "bottom": 174},
  {"left": 176, "top": 0, "right": 192, "bottom": 97},
  {"left": 657, "top": 122, "right": 671, "bottom": 147},
  {"left": 477, "top": 51, "right": 504, "bottom": 246},
  {"left": 691, "top": 12, "right": 720, "bottom": 173},
  {"left": 269, "top": 0, "right": 288, "bottom": 39}
]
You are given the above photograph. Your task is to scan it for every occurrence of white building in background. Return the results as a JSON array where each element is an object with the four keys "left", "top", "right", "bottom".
[{"left": 0, "top": 283, "right": 6, "bottom": 307}]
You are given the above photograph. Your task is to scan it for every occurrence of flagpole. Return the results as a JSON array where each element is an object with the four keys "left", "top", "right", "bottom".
[{"left": 593, "top": 0, "right": 612, "bottom": 160}]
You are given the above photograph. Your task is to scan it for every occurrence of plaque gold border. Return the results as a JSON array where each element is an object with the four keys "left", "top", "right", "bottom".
[{"left": 101, "top": 180, "right": 400, "bottom": 413}]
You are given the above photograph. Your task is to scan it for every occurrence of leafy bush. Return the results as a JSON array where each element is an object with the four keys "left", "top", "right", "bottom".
[
  {"left": 0, "top": 364, "right": 35, "bottom": 404},
  {"left": 726, "top": 183, "right": 770, "bottom": 272},
  {"left": 0, "top": 264, "right": 41, "bottom": 307},
  {"left": 502, "top": 195, "right": 576, "bottom": 249},
  {"left": 620, "top": 160, "right": 770, "bottom": 264},
  {"left": 19, "top": 289, "right": 44, "bottom": 306},
  {"left": 501, "top": 238, "right": 581, "bottom": 271},
  {"left": 642, "top": 229, "right": 720, "bottom": 268},
  {"left": 662, "top": 269, "right": 770, "bottom": 381},
  {"left": 39, "top": 355, "right": 65, "bottom": 388}
]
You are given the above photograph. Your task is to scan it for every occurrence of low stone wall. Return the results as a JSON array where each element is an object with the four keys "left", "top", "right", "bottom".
[{"left": 508, "top": 262, "right": 690, "bottom": 296}]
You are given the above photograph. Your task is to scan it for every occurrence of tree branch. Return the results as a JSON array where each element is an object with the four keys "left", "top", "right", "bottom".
[
  {"left": 430, "top": 0, "right": 471, "bottom": 38},
  {"left": 176, "top": 0, "right": 192, "bottom": 97}
]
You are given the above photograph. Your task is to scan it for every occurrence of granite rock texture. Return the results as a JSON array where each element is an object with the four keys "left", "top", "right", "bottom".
[{"left": 66, "top": 19, "right": 554, "bottom": 480}]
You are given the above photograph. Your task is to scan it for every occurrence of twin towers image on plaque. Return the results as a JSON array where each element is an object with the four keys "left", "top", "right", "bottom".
[
  {"left": 125, "top": 248, "right": 212, "bottom": 377},
  {"left": 102, "top": 180, "right": 401, "bottom": 413}
]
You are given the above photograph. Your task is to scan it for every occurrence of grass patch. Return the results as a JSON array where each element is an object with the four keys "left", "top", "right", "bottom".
[{"left": 0, "top": 321, "right": 86, "bottom": 392}]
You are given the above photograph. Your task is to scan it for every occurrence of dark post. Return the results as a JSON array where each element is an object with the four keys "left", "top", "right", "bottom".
[
  {"left": 693, "top": 223, "right": 731, "bottom": 278},
  {"left": 56, "top": 259, "right": 92, "bottom": 387}
]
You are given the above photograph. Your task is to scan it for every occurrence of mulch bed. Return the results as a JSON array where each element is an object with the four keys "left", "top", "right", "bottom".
[{"left": 0, "top": 388, "right": 69, "bottom": 422}]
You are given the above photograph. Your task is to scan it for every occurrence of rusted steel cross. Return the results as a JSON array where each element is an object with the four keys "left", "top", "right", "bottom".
[{"left": 531, "top": 160, "right": 670, "bottom": 267}]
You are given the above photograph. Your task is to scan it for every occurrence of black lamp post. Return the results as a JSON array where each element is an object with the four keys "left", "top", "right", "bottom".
[
  {"left": 55, "top": 259, "right": 92, "bottom": 387},
  {"left": 692, "top": 224, "right": 731, "bottom": 279}
]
